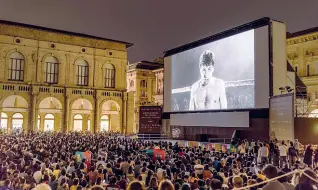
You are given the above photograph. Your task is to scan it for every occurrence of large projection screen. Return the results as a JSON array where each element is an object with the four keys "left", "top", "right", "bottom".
[{"left": 164, "top": 26, "right": 269, "bottom": 113}]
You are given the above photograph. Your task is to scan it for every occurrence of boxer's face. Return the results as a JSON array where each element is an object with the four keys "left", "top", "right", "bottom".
[{"left": 200, "top": 65, "right": 214, "bottom": 80}]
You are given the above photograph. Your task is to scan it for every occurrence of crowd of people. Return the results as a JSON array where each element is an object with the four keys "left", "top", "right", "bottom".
[{"left": 0, "top": 132, "right": 317, "bottom": 190}]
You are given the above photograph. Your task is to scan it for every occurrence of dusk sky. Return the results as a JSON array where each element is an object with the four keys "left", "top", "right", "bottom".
[{"left": 0, "top": 0, "right": 317, "bottom": 62}]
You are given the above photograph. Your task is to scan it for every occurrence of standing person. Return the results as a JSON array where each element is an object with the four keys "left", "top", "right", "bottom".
[
  {"left": 314, "top": 147, "right": 318, "bottom": 168},
  {"left": 259, "top": 143, "right": 268, "bottom": 164},
  {"left": 304, "top": 145, "right": 314, "bottom": 168},
  {"left": 288, "top": 142, "right": 297, "bottom": 168},
  {"left": 189, "top": 50, "right": 227, "bottom": 110},
  {"left": 278, "top": 141, "right": 288, "bottom": 168}
]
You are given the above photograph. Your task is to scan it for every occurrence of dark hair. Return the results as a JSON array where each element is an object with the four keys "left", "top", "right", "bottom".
[
  {"left": 210, "top": 179, "right": 222, "bottom": 189},
  {"left": 263, "top": 164, "right": 278, "bottom": 179},
  {"left": 199, "top": 50, "right": 215, "bottom": 67},
  {"left": 109, "top": 176, "right": 117, "bottom": 185}
]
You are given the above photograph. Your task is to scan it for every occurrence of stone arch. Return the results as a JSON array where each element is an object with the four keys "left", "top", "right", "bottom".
[
  {"left": 38, "top": 97, "right": 63, "bottom": 110},
  {"left": 2, "top": 95, "right": 28, "bottom": 109},
  {"left": 101, "top": 100, "right": 120, "bottom": 112},
  {"left": 100, "top": 100, "right": 121, "bottom": 132},
  {"left": 70, "top": 98, "right": 93, "bottom": 131},
  {"left": 72, "top": 98, "right": 93, "bottom": 110},
  {"left": 38, "top": 97, "right": 63, "bottom": 132}
]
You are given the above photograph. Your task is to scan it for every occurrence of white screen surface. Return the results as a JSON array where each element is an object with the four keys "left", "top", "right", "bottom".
[
  {"left": 170, "top": 112, "right": 249, "bottom": 127},
  {"left": 164, "top": 26, "right": 269, "bottom": 113}
]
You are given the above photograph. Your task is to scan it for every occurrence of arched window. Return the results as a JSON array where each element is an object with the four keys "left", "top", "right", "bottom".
[
  {"left": 294, "top": 66, "right": 298, "bottom": 75},
  {"left": 45, "top": 56, "right": 59, "bottom": 84},
  {"left": 104, "top": 64, "right": 115, "bottom": 88},
  {"left": 44, "top": 114, "right": 54, "bottom": 132},
  {"left": 12, "top": 113, "right": 23, "bottom": 134},
  {"left": 73, "top": 114, "right": 83, "bottom": 131},
  {"left": 100, "top": 115, "right": 109, "bottom": 132},
  {"left": 0, "top": 112, "right": 8, "bottom": 133},
  {"left": 9, "top": 52, "right": 25, "bottom": 81},
  {"left": 76, "top": 60, "right": 89, "bottom": 86}
]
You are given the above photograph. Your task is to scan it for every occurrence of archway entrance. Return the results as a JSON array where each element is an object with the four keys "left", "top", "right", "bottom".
[
  {"left": 71, "top": 99, "right": 93, "bottom": 132},
  {"left": 12, "top": 113, "right": 23, "bottom": 134},
  {"left": 0, "top": 112, "right": 8, "bottom": 133},
  {"left": 38, "top": 97, "right": 62, "bottom": 132},
  {"left": 100, "top": 115, "right": 109, "bottom": 132},
  {"left": 73, "top": 114, "right": 83, "bottom": 131},
  {"left": 1, "top": 95, "right": 28, "bottom": 133},
  {"left": 44, "top": 114, "right": 54, "bottom": 132},
  {"left": 101, "top": 100, "right": 120, "bottom": 132}
]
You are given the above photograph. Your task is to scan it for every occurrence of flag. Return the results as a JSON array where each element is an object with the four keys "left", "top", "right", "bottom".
[
  {"left": 75, "top": 151, "right": 92, "bottom": 169},
  {"left": 145, "top": 149, "right": 166, "bottom": 161}
]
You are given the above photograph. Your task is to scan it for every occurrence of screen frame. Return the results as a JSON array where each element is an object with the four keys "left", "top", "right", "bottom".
[{"left": 163, "top": 17, "right": 273, "bottom": 114}]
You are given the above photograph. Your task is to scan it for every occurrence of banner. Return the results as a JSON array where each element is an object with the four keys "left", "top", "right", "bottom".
[
  {"left": 145, "top": 149, "right": 166, "bottom": 161},
  {"left": 75, "top": 151, "right": 92, "bottom": 169},
  {"left": 139, "top": 106, "right": 162, "bottom": 134}
]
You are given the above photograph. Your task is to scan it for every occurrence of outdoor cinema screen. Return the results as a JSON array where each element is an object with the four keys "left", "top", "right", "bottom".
[{"left": 164, "top": 26, "right": 270, "bottom": 113}]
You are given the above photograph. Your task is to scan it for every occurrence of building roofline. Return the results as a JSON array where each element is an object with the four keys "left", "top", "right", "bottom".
[
  {"left": 287, "top": 26, "right": 318, "bottom": 39},
  {"left": 0, "top": 19, "right": 134, "bottom": 48}
]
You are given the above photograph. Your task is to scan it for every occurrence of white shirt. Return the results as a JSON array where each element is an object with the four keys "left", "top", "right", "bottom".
[
  {"left": 259, "top": 146, "right": 268, "bottom": 157},
  {"left": 33, "top": 171, "right": 42, "bottom": 184},
  {"left": 279, "top": 145, "right": 288, "bottom": 156}
]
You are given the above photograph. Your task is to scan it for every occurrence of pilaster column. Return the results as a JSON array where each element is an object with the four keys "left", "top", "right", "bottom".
[
  {"left": 7, "top": 115, "right": 12, "bottom": 134},
  {"left": 94, "top": 95, "right": 100, "bottom": 133},
  {"left": 31, "top": 93, "right": 37, "bottom": 132},
  {"left": 123, "top": 94, "right": 127, "bottom": 134},
  {"left": 64, "top": 95, "right": 70, "bottom": 132}
]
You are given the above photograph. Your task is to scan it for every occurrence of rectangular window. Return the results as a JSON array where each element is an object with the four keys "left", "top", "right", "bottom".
[
  {"left": 9, "top": 58, "right": 24, "bottom": 81},
  {"left": 45, "top": 62, "right": 58, "bottom": 84},
  {"left": 77, "top": 65, "right": 89, "bottom": 86},
  {"left": 105, "top": 68, "right": 115, "bottom": 88}
]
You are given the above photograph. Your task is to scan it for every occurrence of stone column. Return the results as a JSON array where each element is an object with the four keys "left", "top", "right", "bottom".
[
  {"left": 7, "top": 114, "right": 12, "bottom": 134},
  {"left": 82, "top": 115, "right": 88, "bottom": 131},
  {"left": 94, "top": 96, "right": 100, "bottom": 133},
  {"left": 123, "top": 94, "right": 127, "bottom": 134},
  {"left": 31, "top": 93, "right": 37, "bottom": 132},
  {"left": 64, "top": 95, "right": 70, "bottom": 132}
]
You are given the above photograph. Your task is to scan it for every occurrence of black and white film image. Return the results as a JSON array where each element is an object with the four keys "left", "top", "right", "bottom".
[{"left": 171, "top": 30, "right": 255, "bottom": 112}]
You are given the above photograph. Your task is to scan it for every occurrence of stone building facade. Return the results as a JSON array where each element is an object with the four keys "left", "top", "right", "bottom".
[
  {"left": 126, "top": 59, "right": 164, "bottom": 133},
  {"left": 287, "top": 27, "right": 318, "bottom": 117},
  {"left": 0, "top": 20, "right": 135, "bottom": 134}
]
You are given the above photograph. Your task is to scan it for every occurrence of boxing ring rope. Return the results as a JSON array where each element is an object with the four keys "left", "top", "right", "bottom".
[
  {"left": 235, "top": 169, "right": 318, "bottom": 190},
  {"left": 171, "top": 79, "right": 254, "bottom": 94}
]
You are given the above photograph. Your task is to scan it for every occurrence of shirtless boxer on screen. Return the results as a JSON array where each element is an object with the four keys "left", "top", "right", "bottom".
[{"left": 189, "top": 50, "right": 227, "bottom": 110}]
